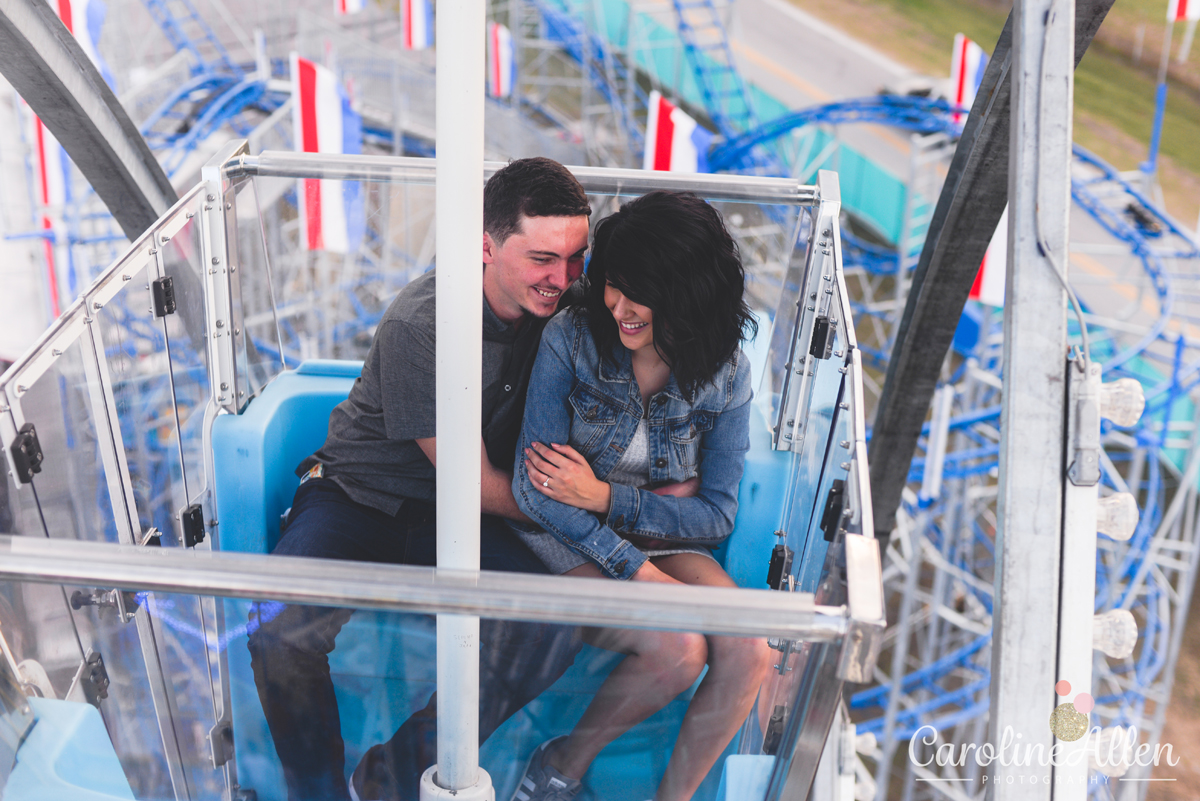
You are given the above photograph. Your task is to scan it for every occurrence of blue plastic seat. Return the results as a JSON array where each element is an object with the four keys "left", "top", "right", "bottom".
[{"left": 211, "top": 359, "right": 791, "bottom": 801}]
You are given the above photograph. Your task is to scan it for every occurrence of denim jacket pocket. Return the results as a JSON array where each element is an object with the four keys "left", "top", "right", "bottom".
[
  {"left": 568, "top": 383, "right": 622, "bottom": 450},
  {"left": 668, "top": 411, "right": 715, "bottom": 469}
]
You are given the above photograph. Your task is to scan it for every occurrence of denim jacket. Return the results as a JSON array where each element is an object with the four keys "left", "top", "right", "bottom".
[{"left": 513, "top": 308, "right": 752, "bottom": 580}]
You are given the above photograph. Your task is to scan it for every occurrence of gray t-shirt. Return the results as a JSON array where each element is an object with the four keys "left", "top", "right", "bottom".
[{"left": 299, "top": 269, "right": 545, "bottom": 515}]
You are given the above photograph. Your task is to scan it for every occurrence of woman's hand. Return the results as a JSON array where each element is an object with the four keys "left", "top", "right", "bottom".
[{"left": 526, "top": 442, "right": 612, "bottom": 514}]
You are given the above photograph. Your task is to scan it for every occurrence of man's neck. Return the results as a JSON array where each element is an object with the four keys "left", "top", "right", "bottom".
[{"left": 482, "top": 267, "right": 526, "bottom": 329}]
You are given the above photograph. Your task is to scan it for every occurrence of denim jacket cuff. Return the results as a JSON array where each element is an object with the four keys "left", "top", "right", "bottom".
[
  {"left": 605, "top": 482, "right": 640, "bottom": 535},
  {"left": 603, "top": 539, "right": 648, "bottom": 580}
]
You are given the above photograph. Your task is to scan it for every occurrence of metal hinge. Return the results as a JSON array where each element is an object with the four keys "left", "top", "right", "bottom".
[
  {"left": 209, "top": 717, "right": 234, "bottom": 767},
  {"left": 820, "top": 479, "right": 847, "bottom": 542},
  {"left": 10, "top": 423, "right": 43, "bottom": 484},
  {"left": 763, "top": 704, "right": 787, "bottom": 755},
  {"left": 68, "top": 650, "right": 110, "bottom": 708},
  {"left": 182, "top": 504, "right": 205, "bottom": 547},
  {"left": 766, "top": 543, "right": 794, "bottom": 590},
  {"left": 152, "top": 276, "right": 176, "bottom": 317},
  {"left": 809, "top": 315, "right": 835, "bottom": 360}
]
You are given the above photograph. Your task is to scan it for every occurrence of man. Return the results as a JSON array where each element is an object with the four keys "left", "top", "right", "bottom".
[{"left": 247, "top": 157, "right": 592, "bottom": 801}]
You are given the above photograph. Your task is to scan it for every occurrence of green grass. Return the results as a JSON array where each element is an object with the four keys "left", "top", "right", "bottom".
[
  {"left": 792, "top": 0, "right": 1200, "bottom": 212},
  {"left": 1076, "top": 42, "right": 1200, "bottom": 176}
]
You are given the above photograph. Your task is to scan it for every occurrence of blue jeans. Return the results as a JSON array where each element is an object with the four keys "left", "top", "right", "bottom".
[{"left": 247, "top": 478, "right": 581, "bottom": 801}]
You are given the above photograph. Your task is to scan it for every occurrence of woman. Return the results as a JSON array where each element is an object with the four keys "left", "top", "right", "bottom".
[{"left": 510, "top": 191, "right": 771, "bottom": 801}]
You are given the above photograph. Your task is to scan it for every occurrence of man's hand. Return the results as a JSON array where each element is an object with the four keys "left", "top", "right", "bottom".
[{"left": 525, "top": 442, "right": 612, "bottom": 514}]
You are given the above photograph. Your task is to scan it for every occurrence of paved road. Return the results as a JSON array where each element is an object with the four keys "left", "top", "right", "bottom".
[{"left": 728, "top": 0, "right": 918, "bottom": 177}]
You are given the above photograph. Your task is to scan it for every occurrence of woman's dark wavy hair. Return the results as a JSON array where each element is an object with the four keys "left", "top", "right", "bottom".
[{"left": 582, "top": 191, "right": 757, "bottom": 395}]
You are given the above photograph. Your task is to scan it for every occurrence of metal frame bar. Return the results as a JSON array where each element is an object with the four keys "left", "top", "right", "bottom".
[
  {"left": 224, "top": 151, "right": 819, "bottom": 205},
  {"left": 0, "top": 534, "right": 849, "bottom": 640}
]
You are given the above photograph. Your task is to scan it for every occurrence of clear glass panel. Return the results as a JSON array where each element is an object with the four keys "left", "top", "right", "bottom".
[
  {"left": 246, "top": 174, "right": 437, "bottom": 365},
  {"left": 95, "top": 262, "right": 185, "bottom": 546},
  {"left": 10, "top": 334, "right": 112, "bottom": 543},
  {"left": 229, "top": 178, "right": 284, "bottom": 402},
  {"left": 764, "top": 208, "right": 815, "bottom": 429},
  {"left": 0, "top": 577, "right": 226, "bottom": 801},
  {"left": 0, "top": 572, "right": 853, "bottom": 801},
  {"left": 158, "top": 198, "right": 211, "bottom": 507}
]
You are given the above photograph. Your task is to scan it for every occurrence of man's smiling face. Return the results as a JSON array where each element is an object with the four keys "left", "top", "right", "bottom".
[{"left": 483, "top": 214, "right": 590, "bottom": 323}]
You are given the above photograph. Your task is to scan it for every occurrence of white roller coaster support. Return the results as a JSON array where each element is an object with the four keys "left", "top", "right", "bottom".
[
  {"left": 424, "top": 0, "right": 493, "bottom": 794},
  {"left": 989, "top": 0, "right": 1074, "bottom": 797}
]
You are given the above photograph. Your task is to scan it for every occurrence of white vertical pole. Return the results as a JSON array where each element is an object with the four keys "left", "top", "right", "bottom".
[
  {"left": 989, "top": 0, "right": 1074, "bottom": 797},
  {"left": 1054, "top": 362, "right": 1100, "bottom": 799},
  {"left": 424, "top": 0, "right": 492, "bottom": 793}
]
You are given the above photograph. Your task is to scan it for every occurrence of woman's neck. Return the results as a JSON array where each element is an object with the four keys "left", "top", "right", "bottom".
[{"left": 631, "top": 346, "right": 670, "bottom": 410}]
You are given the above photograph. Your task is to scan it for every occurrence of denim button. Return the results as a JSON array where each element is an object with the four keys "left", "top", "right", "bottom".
[
  {"left": 654, "top": 457, "right": 667, "bottom": 468},
  {"left": 615, "top": 560, "right": 628, "bottom": 574},
  {"left": 614, "top": 515, "right": 625, "bottom": 528}
]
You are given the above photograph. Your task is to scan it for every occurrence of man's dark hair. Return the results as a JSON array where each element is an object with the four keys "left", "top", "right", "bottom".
[
  {"left": 483, "top": 157, "right": 591, "bottom": 244},
  {"left": 582, "top": 191, "right": 757, "bottom": 395}
]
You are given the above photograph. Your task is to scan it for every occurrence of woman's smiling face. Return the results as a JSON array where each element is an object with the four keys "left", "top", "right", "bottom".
[{"left": 604, "top": 281, "right": 655, "bottom": 354}]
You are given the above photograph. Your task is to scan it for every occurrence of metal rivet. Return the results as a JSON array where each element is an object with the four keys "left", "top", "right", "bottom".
[
  {"left": 216, "top": 320, "right": 225, "bottom": 328},
  {"left": 234, "top": 328, "right": 241, "bottom": 336},
  {"left": 185, "top": 212, "right": 194, "bottom": 219},
  {"left": 807, "top": 305, "right": 815, "bottom": 311},
  {"left": 212, "top": 257, "right": 220, "bottom": 265},
  {"left": 207, "top": 194, "right": 216, "bottom": 202},
  {"left": 148, "top": 248, "right": 157, "bottom": 255},
  {"left": 809, "top": 292, "right": 817, "bottom": 300},
  {"left": 122, "top": 274, "right": 132, "bottom": 281},
  {"left": 93, "top": 302, "right": 102, "bottom": 310},
  {"left": 52, "top": 348, "right": 62, "bottom": 356},
  {"left": 840, "top": 462, "right": 851, "bottom": 470},
  {"left": 839, "top": 402, "right": 850, "bottom": 410},
  {"left": 16, "top": 385, "right": 27, "bottom": 394},
  {"left": 160, "top": 234, "right": 170, "bottom": 243},
  {"left": 840, "top": 440, "right": 850, "bottom": 449},
  {"left": 220, "top": 383, "right": 229, "bottom": 391}
]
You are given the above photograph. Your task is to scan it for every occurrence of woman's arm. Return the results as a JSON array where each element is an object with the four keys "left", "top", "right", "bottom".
[
  {"left": 513, "top": 317, "right": 648, "bottom": 581},
  {"left": 603, "top": 352, "right": 753, "bottom": 544}
]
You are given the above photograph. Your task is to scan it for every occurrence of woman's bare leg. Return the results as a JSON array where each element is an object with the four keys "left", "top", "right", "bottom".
[
  {"left": 545, "top": 563, "right": 709, "bottom": 780},
  {"left": 650, "top": 554, "right": 773, "bottom": 801}
]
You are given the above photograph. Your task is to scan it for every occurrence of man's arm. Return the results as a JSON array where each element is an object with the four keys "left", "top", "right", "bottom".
[{"left": 415, "top": 437, "right": 531, "bottom": 522}]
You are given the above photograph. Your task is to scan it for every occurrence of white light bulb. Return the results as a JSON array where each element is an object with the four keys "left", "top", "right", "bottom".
[
  {"left": 1099, "top": 378, "right": 1145, "bottom": 427},
  {"left": 1097, "top": 492, "right": 1138, "bottom": 541},
  {"left": 1093, "top": 609, "right": 1138, "bottom": 659}
]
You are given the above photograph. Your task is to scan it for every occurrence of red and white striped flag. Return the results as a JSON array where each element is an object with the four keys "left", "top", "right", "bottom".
[
  {"left": 1168, "top": 0, "right": 1200, "bottom": 21},
  {"left": 488, "top": 22, "right": 514, "bottom": 98},
  {"left": 969, "top": 206, "right": 1007, "bottom": 308},
  {"left": 401, "top": 0, "right": 433, "bottom": 50},
  {"left": 949, "top": 34, "right": 988, "bottom": 125},
  {"left": 291, "top": 54, "right": 363, "bottom": 253},
  {"left": 643, "top": 90, "right": 713, "bottom": 173},
  {"left": 335, "top": 0, "right": 366, "bottom": 15}
]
